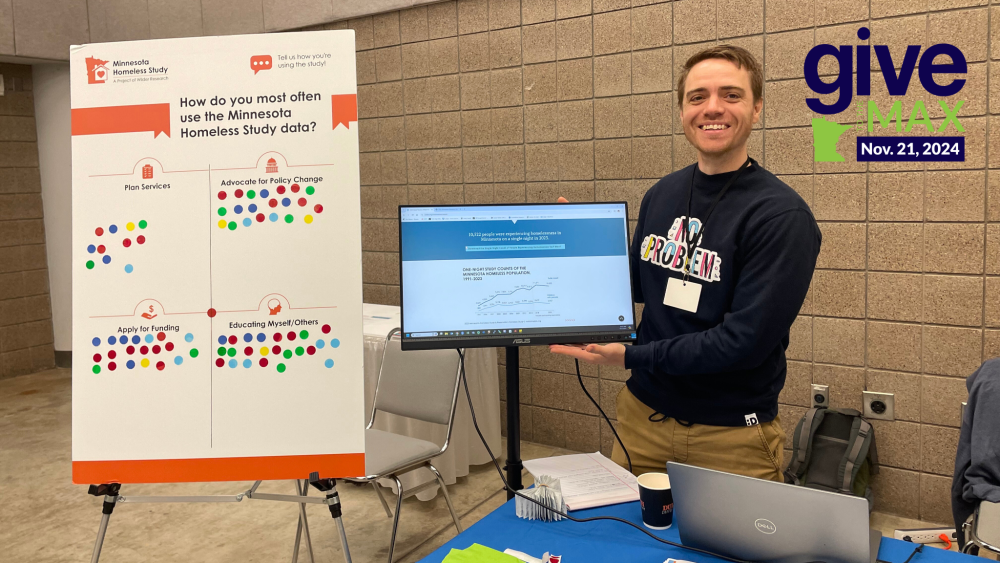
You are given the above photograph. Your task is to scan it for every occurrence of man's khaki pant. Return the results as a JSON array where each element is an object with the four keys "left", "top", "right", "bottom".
[{"left": 611, "top": 386, "right": 786, "bottom": 482}]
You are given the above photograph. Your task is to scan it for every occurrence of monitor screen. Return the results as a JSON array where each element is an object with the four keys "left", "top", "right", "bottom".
[{"left": 399, "top": 203, "right": 637, "bottom": 350}]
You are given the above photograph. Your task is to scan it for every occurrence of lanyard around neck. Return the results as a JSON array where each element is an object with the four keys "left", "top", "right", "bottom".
[{"left": 682, "top": 157, "right": 752, "bottom": 281}]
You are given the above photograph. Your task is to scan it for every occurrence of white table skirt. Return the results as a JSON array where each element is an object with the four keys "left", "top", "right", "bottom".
[{"left": 363, "top": 304, "right": 501, "bottom": 501}]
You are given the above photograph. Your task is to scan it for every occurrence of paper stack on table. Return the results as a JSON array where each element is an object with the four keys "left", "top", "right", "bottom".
[
  {"left": 522, "top": 452, "right": 639, "bottom": 511},
  {"left": 442, "top": 543, "right": 519, "bottom": 562}
]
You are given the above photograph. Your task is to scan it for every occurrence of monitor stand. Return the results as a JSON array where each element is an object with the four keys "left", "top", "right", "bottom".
[{"left": 505, "top": 346, "right": 524, "bottom": 499}]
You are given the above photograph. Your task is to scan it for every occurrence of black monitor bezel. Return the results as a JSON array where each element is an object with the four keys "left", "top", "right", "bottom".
[{"left": 397, "top": 202, "right": 637, "bottom": 351}]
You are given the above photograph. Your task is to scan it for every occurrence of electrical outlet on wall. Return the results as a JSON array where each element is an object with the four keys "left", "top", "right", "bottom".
[
  {"left": 811, "top": 384, "right": 829, "bottom": 408},
  {"left": 863, "top": 391, "right": 895, "bottom": 421}
]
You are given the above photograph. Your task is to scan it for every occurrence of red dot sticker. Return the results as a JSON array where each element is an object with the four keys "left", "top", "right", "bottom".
[
  {"left": 277, "top": 185, "right": 286, "bottom": 194},
  {"left": 322, "top": 324, "right": 331, "bottom": 334},
  {"left": 256, "top": 213, "right": 265, "bottom": 222},
  {"left": 269, "top": 199, "right": 278, "bottom": 208},
  {"left": 108, "top": 362, "right": 117, "bottom": 371},
  {"left": 216, "top": 358, "right": 225, "bottom": 367},
  {"left": 152, "top": 345, "right": 161, "bottom": 354},
  {"left": 235, "top": 189, "right": 244, "bottom": 198},
  {"left": 123, "top": 238, "right": 132, "bottom": 248},
  {"left": 108, "top": 350, "right": 117, "bottom": 359},
  {"left": 97, "top": 245, "right": 106, "bottom": 254},
  {"left": 165, "top": 342, "right": 174, "bottom": 352},
  {"left": 259, "top": 358, "right": 268, "bottom": 367},
  {"left": 272, "top": 345, "right": 281, "bottom": 355},
  {"left": 156, "top": 361, "right": 165, "bottom": 371},
  {"left": 93, "top": 353, "right": 102, "bottom": 362},
  {"left": 314, "top": 204, "right": 323, "bottom": 213},
  {"left": 228, "top": 335, "right": 237, "bottom": 345},
  {"left": 95, "top": 227, "right": 104, "bottom": 236},
  {"left": 137, "top": 235, "right": 145, "bottom": 245},
  {"left": 140, "top": 346, "right": 149, "bottom": 355},
  {"left": 287, "top": 331, "right": 296, "bottom": 341},
  {"left": 298, "top": 198, "right": 307, "bottom": 207},
  {"left": 291, "top": 184, "right": 300, "bottom": 193},
  {"left": 306, "top": 346, "right": 316, "bottom": 355},
  {"left": 244, "top": 346, "right": 253, "bottom": 356},
  {"left": 273, "top": 333, "right": 282, "bottom": 342},
  {"left": 126, "top": 345, "right": 135, "bottom": 355},
  {"left": 207, "top": 308, "right": 217, "bottom": 317},
  {"left": 157, "top": 332, "right": 166, "bottom": 341},
  {"left": 218, "top": 191, "right": 227, "bottom": 200}
]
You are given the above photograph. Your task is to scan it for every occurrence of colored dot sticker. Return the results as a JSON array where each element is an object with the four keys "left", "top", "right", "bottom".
[
  {"left": 126, "top": 345, "right": 135, "bottom": 355},
  {"left": 165, "top": 342, "right": 174, "bottom": 352},
  {"left": 138, "top": 220, "right": 147, "bottom": 229},
  {"left": 109, "top": 224, "right": 118, "bottom": 234},
  {"left": 127, "top": 222, "right": 135, "bottom": 231},
  {"left": 298, "top": 198, "right": 307, "bottom": 207},
  {"left": 277, "top": 363, "right": 286, "bottom": 373},
  {"left": 207, "top": 308, "right": 217, "bottom": 317},
  {"left": 92, "top": 337, "right": 101, "bottom": 346},
  {"left": 256, "top": 213, "right": 265, "bottom": 222},
  {"left": 299, "top": 330, "right": 309, "bottom": 339},
  {"left": 93, "top": 353, "right": 102, "bottom": 363},
  {"left": 259, "top": 358, "right": 269, "bottom": 367},
  {"left": 215, "top": 358, "right": 225, "bottom": 367},
  {"left": 287, "top": 331, "right": 297, "bottom": 341},
  {"left": 243, "top": 218, "right": 251, "bottom": 227},
  {"left": 218, "top": 220, "right": 227, "bottom": 229},
  {"left": 228, "top": 359, "right": 237, "bottom": 368},
  {"left": 137, "top": 235, "right": 145, "bottom": 245},
  {"left": 277, "top": 185, "right": 286, "bottom": 194},
  {"left": 132, "top": 335, "right": 140, "bottom": 344},
  {"left": 247, "top": 190, "right": 256, "bottom": 199},
  {"left": 125, "top": 264, "right": 134, "bottom": 273},
  {"left": 152, "top": 345, "right": 161, "bottom": 354},
  {"left": 126, "top": 360, "right": 135, "bottom": 369},
  {"left": 157, "top": 332, "right": 166, "bottom": 341},
  {"left": 269, "top": 213, "right": 279, "bottom": 222},
  {"left": 283, "top": 349, "right": 293, "bottom": 359},
  {"left": 218, "top": 346, "right": 226, "bottom": 356},
  {"left": 218, "top": 335, "right": 227, "bottom": 345},
  {"left": 331, "top": 339, "right": 340, "bottom": 348},
  {"left": 218, "top": 191, "right": 227, "bottom": 200},
  {"left": 284, "top": 214, "right": 293, "bottom": 223},
  {"left": 306, "top": 346, "right": 316, "bottom": 355},
  {"left": 273, "top": 333, "right": 283, "bottom": 342},
  {"left": 102, "top": 255, "right": 111, "bottom": 264},
  {"left": 174, "top": 356, "right": 183, "bottom": 365},
  {"left": 244, "top": 346, "right": 253, "bottom": 356},
  {"left": 109, "top": 349, "right": 118, "bottom": 359},
  {"left": 141, "top": 358, "right": 150, "bottom": 368},
  {"left": 322, "top": 324, "right": 331, "bottom": 334},
  {"left": 243, "top": 333, "right": 252, "bottom": 342},
  {"left": 190, "top": 349, "right": 199, "bottom": 358},
  {"left": 86, "top": 261, "right": 95, "bottom": 269},
  {"left": 140, "top": 345, "right": 149, "bottom": 355},
  {"left": 185, "top": 333, "right": 194, "bottom": 343},
  {"left": 291, "top": 184, "right": 300, "bottom": 193},
  {"left": 156, "top": 361, "right": 165, "bottom": 371},
  {"left": 98, "top": 245, "right": 106, "bottom": 254},
  {"left": 92, "top": 365, "right": 101, "bottom": 374},
  {"left": 234, "top": 205, "right": 243, "bottom": 214},
  {"left": 146, "top": 334, "right": 154, "bottom": 343},
  {"left": 123, "top": 238, "right": 131, "bottom": 248},
  {"left": 243, "top": 359, "right": 252, "bottom": 368},
  {"left": 314, "top": 204, "right": 323, "bottom": 213},
  {"left": 235, "top": 189, "right": 244, "bottom": 198},
  {"left": 306, "top": 186, "right": 315, "bottom": 195},
  {"left": 227, "top": 347, "right": 237, "bottom": 357},
  {"left": 108, "top": 362, "right": 117, "bottom": 371},
  {"left": 87, "top": 244, "right": 96, "bottom": 253},
  {"left": 272, "top": 345, "right": 281, "bottom": 355},
  {"left": 324, "top": 359, "right": 334, "bottom": 368},
  {"left": 260, "top": 189, "right": 269, "bottom": 198},
  {"left": 228, "top": 222, "right": 237, "bottom": 230},
  {"left": 295, "top": 346, "right": 304, "bottom": 356},
  {"left": 228, "top": 335, "right": 237, "bottom": 345},
  {"left": 248, "top": 204, "right": 257, "bottom": 213},
  {"left": 316, "top": 339, "right": 325, "bottom": 349},
  {"left": 260, "top": 347, "right": 269, "bottom": 356},
  {"left": 95, "top": 227, "right": 104, "bottom": 236},
  {"left": 118, "top": 335, "right": 128, "bottom": 344},
  {"left": 282, "top": 198, "right": 291, "bottom": 207},
  {"left": 107, "top": 336, "right": 116, "bottom": 345},
  {"left": 256, "top": 333, "right": 266, "bottom": 342},
  {"left": 218, "top": 207, "right": 227, "bottom": 216},
  {"left": 269, "top": 199, "right": 278, "bottom": 208},
  {"left": 304, "top": 215, "right": 313, "bottom": 224}
]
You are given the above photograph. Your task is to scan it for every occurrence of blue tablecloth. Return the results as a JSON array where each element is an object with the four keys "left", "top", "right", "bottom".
[{"left": 418, "top": 499, "right": 974, "bottom": 563}]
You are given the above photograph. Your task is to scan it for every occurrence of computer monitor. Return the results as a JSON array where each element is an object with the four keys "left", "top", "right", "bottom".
[{"left": 398, "top": 203, "right": 637, "bottom": 351}]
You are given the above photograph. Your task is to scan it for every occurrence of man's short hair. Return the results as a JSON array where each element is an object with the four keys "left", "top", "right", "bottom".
[{"left": 676, "top": 45, "right": 763, "bottom": 107}]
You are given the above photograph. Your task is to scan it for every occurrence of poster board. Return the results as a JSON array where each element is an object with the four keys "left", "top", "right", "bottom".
[{"left": 69, "top": 31, "right": 364, "bottom": 484}]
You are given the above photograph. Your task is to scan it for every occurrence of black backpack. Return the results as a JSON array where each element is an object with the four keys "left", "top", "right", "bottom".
[{"left": 783, "top": 407, "right": 880, "bottom": 510}]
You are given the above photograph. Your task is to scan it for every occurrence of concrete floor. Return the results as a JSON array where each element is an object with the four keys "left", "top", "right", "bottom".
[{"left": 0, "top": 368, "right": 965, "bottom": 563}]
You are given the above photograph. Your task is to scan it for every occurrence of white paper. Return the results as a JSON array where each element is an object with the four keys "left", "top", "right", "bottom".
[{"left": 523, "top": 452, "right": 640, "bottom": 511}]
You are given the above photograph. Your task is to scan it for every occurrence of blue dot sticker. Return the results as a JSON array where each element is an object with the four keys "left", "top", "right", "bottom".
[
  {"left": 316, "top": 339, "right": 325, "bottom": 349},
  {"left": 124, "top": 264, "right": 134, "bottom": 274},
  {"left": 256, "top": 333, "right": 266, "bottom": 342},
  {"left": 107, "top": 336, "right": 116, "bottom": 345},
  {"left": 174, "top": 356, "right": 184, "bottom": 365},
  {"left": 243, "top": 359, "right": 252, "bottom": 368},
  {"left": 87, "top": 244, "right": 96, "bottom": 253},
  {"left": 243, "top": 218, "right": 252, "bottom": 227},
  {"left": 228, "top": 359, "right": 237, "bottom": 368},
  {"left": 145, "top": 334, "right": 154, "bottom": 343},
  {"left": 260, "top": 189, "right": 270, "bottom": 198},
  {"left": 185, "top": 333, "right": 194, "bottom": 343},
  {"left": 236, "top": 205, "right": 245, "bottom": 214},
  {"left": 102, "top": 255, "right": 111, "bottom": 264},
  {"left": 243, "top": 333, "right": 252, "bottom": 342},
  {"left": 126, "top": 360, "right": 135, "bottom": 369},
  {"left": 119, "top": 335, "right": 128, "bottom": 345},
  {"left": 109, "top": 224, "right": 118, "bottom": 234},
  {"left": 218, "top": 335, "right": 227, "bottom": 345},
  {"left": 132, "top": 335, "right": 140, "bottom": 344},
  {"left": 249, "top": 204, "right": 258, "bottom": 213},
  {"left": 324, "top": 359, "right": 334, "bottom": 368},
  {"left": 330, "top": 339, "right": 340, "bottom": 348},
  {"left": 92, "top": 337, "right": 101, "bottom": 346},
  {"left": 269, "top": 213, "right": 278, "bottom": 222},
  {"left": 281, "top": 198, "right": 291, "bottom": 207}
]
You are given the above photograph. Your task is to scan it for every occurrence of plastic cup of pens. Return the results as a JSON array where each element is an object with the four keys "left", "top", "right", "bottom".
[{"left": 637, "top": 473, "right": 673, "bottom": 530}]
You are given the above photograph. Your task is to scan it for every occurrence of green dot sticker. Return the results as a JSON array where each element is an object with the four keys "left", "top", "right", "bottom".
[
  {"left": 227, "top": 347, "right": 237, "bottom": 357},
  {"left": 305, "top": 186, "right": 315, "bottom": 195},
  {"left": 218, "top": 207, "right": 227, "bottom": 216},
  {"left": 247, "top": 190, "right": 256, "bottom": 199},
  {"left": 295, "top": 346, "right": 304, "bottom": 356},
  {"left": 190, "top": 349, "right": 199, "bottom": 358},
  {"left": 284, "top": 214, "right": 294, "bottom": 223},
  {"left": 228, "top": 221, "right": 237, "bottom": 230},
  {"left": 138, "top": 220, "right": 147, "bottom": 229},
  {"left": 299, "top": 330, "right": 309, "bottom": 339},
  {"left": 92, "top": 365, "right": 101, "bottom": 374},
  {"left": 276, "top": 363, "right": 286, "bottom": 373},
  {"left": 218, "top": 346, "right": 227, "bottom": 356},
  {"left": 86, "top": 260, "right": 95, "bottom": 269},
  {"left": 283, "top": 349, "right": 292, "bottom": 359}
]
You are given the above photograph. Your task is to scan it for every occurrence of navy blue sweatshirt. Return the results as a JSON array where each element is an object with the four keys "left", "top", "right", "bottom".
[{"left": 623, "top": 158, "right": 821, "bottom": 427}]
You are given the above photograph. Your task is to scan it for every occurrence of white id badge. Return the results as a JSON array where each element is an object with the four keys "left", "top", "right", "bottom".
[{"left": 663, "top": 277, "right": 702, "bottom": 313}]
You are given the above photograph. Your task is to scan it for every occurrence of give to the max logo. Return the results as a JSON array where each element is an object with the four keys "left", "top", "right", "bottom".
[{"left": 804, "top": 27, "right": 966, "bottom": 162}]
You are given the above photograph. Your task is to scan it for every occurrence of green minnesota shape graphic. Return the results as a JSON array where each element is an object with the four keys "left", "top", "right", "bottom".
[{"left": 811, "top": 118, "right": 853, "bottom": 162}]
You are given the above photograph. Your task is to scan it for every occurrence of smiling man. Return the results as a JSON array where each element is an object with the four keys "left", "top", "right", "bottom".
[{"left": 551, "top": 46, "right": 821, "bottom": 481}]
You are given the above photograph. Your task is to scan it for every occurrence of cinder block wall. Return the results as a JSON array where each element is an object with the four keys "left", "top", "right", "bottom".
[
  {"left": 314, "top": 0, "right": 1000, "bottom": 524},
  {"left": 0, "top": 63, "right": 55, "bottom": 378}
]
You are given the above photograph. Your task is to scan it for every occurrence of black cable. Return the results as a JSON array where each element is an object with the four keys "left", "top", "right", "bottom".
[
  {"left": 574, "top": 358, "right": 632, "bottom": 473},
  {"left": 457, "top": 349, "right": 752, "bottom": 563},
  {"left": 878, "top": 542, "right": 923, "bottom": 563}
]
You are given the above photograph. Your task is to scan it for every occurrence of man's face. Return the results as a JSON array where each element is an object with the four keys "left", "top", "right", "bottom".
[{"left": 680, "top": 59, "right": 762, "bottom": 159}]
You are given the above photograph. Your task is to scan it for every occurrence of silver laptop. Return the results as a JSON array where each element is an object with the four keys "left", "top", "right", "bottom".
[{"left": 667, "top": 462, "right": 882, "bottom": 563}]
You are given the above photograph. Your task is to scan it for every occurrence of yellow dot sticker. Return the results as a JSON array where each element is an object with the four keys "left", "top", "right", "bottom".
[
  {"left": 304, "top": 215, "right": 313, "bottom": 224},
  {"left": 126, "top": 222, "right": 136, "bottom": 231},
  {"left": 260, "top": 347, "right": 269, "bottom": 356},
  {"left": 140, "top": 358, "right": 150, "bottom": 368},
  {"left": 218, "top": 220, "right": 227, "bottom": 229}
]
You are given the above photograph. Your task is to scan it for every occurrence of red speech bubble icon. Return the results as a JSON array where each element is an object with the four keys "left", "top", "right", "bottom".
[{"left": 250, "top": 55, "right": 272, "bottom": 74}]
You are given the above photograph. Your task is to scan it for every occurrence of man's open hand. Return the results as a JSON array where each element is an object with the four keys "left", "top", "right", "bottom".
[{"left": 549, "top": 343, "right": 626, "bottom": 367}]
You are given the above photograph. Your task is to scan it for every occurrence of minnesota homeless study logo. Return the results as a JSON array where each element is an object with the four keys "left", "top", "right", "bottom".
[{"left": 805, "top": 27, "right": 966, "bottom": 163}]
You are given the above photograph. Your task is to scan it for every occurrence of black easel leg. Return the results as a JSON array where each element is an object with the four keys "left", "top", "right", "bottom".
[
  {"left": 505, "top": 346, "right": 523, "bottom": 499},
  {"left": 88, "top": 484, "right": 121, "bottom": 563}
]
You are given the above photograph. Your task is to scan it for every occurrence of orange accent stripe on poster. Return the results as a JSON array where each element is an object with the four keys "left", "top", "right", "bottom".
[
  {"left": 331, "top": 94, "right": 357, "bottom": 130},
  {"left": 72, "top": 453, "right": 365, "bottom": 484},
  {"left": 71, "top": 103, "right": 171, "bottom": 138}
]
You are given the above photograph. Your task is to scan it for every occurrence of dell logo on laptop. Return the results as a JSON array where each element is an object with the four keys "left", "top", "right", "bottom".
[
  {"left": 754, "top": 519, "right": 777, "bottom": 534},
  {"left": 513, "top": 338, "right": 530, "bottom": 344}
]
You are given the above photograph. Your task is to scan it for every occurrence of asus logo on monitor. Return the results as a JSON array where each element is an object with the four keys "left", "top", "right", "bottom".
[{"left": 512, "top": 338, "right": 530, "bottom": 344}]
